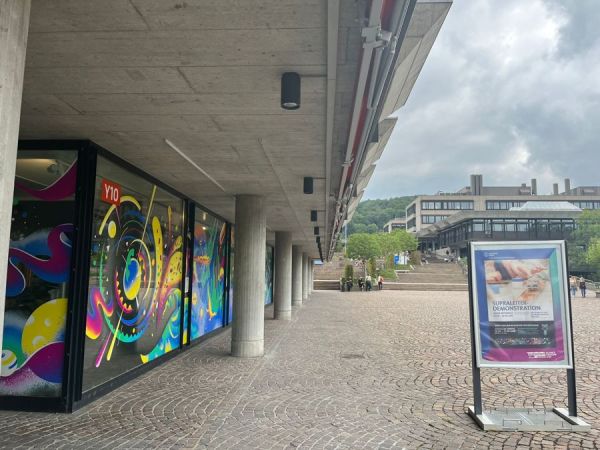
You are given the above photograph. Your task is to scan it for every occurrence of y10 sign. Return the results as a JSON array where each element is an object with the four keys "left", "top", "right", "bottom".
[{"left": 100, "top": 179, "right": 121, "bottom": 205}]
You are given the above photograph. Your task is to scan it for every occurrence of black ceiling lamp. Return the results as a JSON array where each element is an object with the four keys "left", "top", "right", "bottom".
[
  {"left": 281, "top": 72, "right": 301, "bottom": 110},
  {"left": 303, "top": 177, "right": 314, "bottom": 194},
  {"left": 310, "top": 210, "right": 318, "bottom": 221}
]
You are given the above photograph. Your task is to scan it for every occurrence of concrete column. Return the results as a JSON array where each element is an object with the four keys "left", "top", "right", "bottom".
[
  {"left": 273, "top": 231, "right": 292, "bottom": 320},
  {"left": 0, "top": 0, "right": 31, "bottom": 356},
  {"left": 231, "top": 195, "right": 266, "bottom": 357},
  {"left": 292, "top": 245, "right": 303, "bottom": 306},
  {"left": 302, "top": 253, "right": 308, "bottom": 301},
  {"left": 309, "top": 260, "right": 314, "bottom": 294}
]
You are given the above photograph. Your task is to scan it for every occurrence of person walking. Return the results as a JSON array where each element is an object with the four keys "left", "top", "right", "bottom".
[
  {"left": 579, "top": 277, "right": 587, "bottom": 298},
  {"left": 377, "top": 275, "right": 384, "bottom": 290},
  {"left": 365, "top": 274, "right": 372, "bottom": 291},
  {"left": 570, "top": 276, "right": 578, "bottom": 298}
]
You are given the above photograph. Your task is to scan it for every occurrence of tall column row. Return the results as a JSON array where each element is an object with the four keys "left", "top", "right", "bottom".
[{"left": 230, "top": 198, "right": 316, "bottom": 358}]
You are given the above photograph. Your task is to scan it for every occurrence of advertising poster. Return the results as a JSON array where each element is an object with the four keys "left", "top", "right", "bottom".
[{"left": 470, "top": 241, "right": 573, "bottom": 368}]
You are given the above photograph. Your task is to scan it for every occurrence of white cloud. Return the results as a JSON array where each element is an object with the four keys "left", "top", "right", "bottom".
[{"left": 365, "top": 0, "right": 600, "bottom": 199}]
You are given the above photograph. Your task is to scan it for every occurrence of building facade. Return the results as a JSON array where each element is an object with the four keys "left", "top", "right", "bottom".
[
  {"left": 406, "top": 175, "right": 600, "bottom": 233},
  {"left": 0, "top": 0, "right": 452, "bottom": 412},
  {"left": 383, "top": 217, "right": 407, "bottom": 233}
]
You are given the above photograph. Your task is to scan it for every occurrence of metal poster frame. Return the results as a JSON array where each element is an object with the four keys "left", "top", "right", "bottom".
[
  {"left": 470, "top": 240, "right": 573, "bottom": 370},
  {"left": 467, "top": 240, "right": 587, "bottom": 430}
]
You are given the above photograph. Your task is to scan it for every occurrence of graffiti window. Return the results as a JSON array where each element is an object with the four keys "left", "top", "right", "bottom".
[
  {"left": 83, "top": 156, "right": 184, "bottom": 391},
  {"left": 190, "top": 209, "right": 226, "bottom": 340},
  {"left": 264, "top": 245, "right": 274, "bottom": 305},
  {"left": 1, "top": 150, "right": 77, "bottom": 397}
]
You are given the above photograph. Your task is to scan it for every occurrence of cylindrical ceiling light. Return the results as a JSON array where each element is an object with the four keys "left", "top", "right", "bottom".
[
  {"left": 303, "top": 177, "right": 314, "bottom": 194},
  {"left": 281, "top": 72, "right": 301, "bottom": 110}
]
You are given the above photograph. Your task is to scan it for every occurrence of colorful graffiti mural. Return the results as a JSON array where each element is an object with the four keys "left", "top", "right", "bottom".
[
  {"left": 83, "top": 157, "right": 183, "bottom": 391},
  {"left": 1, "top": 153, "right": 77, "bottom": 397},
  {"left": 191, "top": 215, "right": 226, "bottom": 340},
  {"left": 264, "top": 246, "right": 274, "bottom": 305}
]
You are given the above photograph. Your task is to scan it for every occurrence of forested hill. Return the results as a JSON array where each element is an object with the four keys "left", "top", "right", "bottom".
[{"left": 347, "top": 196, "right": 415, "bottom": 234}]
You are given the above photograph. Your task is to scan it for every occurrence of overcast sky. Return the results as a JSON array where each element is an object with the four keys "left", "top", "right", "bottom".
[{"left": 365, "top": 0, "right": 600, "bottom": 199}]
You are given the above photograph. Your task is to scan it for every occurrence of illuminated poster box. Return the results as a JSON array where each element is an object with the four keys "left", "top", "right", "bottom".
[{"left": 470, "top": 241, "right": 573, "bottom": 369}]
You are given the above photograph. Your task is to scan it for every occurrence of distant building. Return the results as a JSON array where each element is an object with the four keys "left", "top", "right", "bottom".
[
  {"left": 418, "top": 202, "right": 583, "bottom": 256},
  {"left": 406, "top": 174, "right": 600, "bottom": 233},
  {"left": 383, "top": 217, "right": 406, "bottom": 233}
]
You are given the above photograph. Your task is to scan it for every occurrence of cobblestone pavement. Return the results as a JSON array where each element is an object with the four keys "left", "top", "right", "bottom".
[{"left": 2, "top": 290, "right": 600, "bottom": 449}]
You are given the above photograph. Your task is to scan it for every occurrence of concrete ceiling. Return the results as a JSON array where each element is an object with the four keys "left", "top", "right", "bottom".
[
  {"left": 19, "top": 0, "right": 450, "bottom": 259},
  {"left": 19, "top": 0, "right": 372, "bottom": 257}
]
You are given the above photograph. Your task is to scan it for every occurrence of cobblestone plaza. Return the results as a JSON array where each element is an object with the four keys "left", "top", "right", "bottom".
[{"left": 2, "top": 290, "right": 600, "bottom": 449}]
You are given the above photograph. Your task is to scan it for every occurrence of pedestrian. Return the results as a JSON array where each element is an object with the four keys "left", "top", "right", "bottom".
[
  {"left": 377, "top": 275, "right": 384, "bottom": 290},
  {"left": 579, "top": 277, "right": 587, "bottom": 298},
  {"left": 358, "top": 277, "right": 364, "bottom": 291},
  {"left": 365, "top": 274, "right": 372, "bottom": 291},
  {"left": 569, "top": 276, "right": 577, "bottom": 298}
]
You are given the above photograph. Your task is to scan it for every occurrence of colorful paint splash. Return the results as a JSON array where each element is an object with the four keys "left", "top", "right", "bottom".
[
  {"left": 1, "top": 156, "right": 77, "bottom": 397},
  {"left": 191, "top": 218, "right": 226, "bottom": 340},
  {"left": 83, "top": 164, "right": 183, "bottom": 391},
  {"left": 264, "top": 246, "right": 274, "bottom": 305}
]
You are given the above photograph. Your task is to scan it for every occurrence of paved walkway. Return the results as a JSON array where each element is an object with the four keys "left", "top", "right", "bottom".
[{"left": 2, "top": 290, "right": 600, "bottom": 449}]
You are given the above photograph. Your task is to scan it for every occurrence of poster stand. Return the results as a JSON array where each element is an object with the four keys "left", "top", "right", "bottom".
[{"left": 466, "top": 241, "right": 590, "bottom": 432}]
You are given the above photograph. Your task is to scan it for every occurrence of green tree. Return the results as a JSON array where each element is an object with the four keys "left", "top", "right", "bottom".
[
  {"left": 568, "top": 210, "right": 600, "bottom": 272},
  {"left": 347, "top": 196, "right": 416, "bottom": 235},
  {"left": 587, "top": 238, "right": 600, "bottom": 269},
  {"left": 366, "top": 223, "right": 378, "bottom": 234},
  {"left": 375, "top": 230, "right": 417, "bottom": 269},
  {"left": 346, "top": 233, "right": 381, "bottom": 261}
]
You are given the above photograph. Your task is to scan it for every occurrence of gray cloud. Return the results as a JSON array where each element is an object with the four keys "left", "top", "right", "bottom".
[{"left": 365, "top": 0, "right": 600, "bottom": 199}]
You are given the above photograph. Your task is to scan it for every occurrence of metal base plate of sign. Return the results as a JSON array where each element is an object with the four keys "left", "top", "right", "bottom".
[{"left": 468, "top": 406, "right": 591, "bottom": 432}]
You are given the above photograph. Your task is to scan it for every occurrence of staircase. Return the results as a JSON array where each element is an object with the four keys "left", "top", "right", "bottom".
[
  {"left": 314, "top": 253, "right": 468, "bottom": 292},
  {"left": 387, "top": 259, "right": 467, "bottom": 291}
]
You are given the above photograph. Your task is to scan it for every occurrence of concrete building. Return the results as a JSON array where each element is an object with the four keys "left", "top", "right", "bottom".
[
  {"left": 418, "top": 201, "right": 582, "bottom": 257},
  {"left": 0, "top": 0, "right": 452, "bottom": 411},
  {"left": 383, "top": 217, "right": 407, "bottom": 232},
  {"left": 406, "top": 174, "right": 600, "bottom": 233}
]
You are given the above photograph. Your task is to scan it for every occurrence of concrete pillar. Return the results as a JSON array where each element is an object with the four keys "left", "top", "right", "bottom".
[
  {"left": 310, "top": 260, "right": 314, "bottom": 294},
  {"left": 292, "top": 245, "right": 303, "bottom": 306},
  {"left": 302, "top": 253, "right": 308, "bottom": 301},
  {"left": 273, "top": 231, "right": 292, "bottom": 320},
  {"left": 231, "top": 195, "right": 266, "bottom": 357},
  {"left": 0, "top": 0, "right": 31, "bottom": 357}
]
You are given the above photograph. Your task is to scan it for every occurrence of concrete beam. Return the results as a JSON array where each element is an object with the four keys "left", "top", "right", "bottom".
[
  {"left": 231, "top": 195, "right": 266, "bottom": 357},
  {"left": 0, "top": 0, "right": 31, "bottom": 359}
]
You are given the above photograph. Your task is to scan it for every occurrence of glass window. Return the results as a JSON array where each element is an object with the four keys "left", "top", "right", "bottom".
[
  {"left": 421, "top": 215, "right": 448, "bottom": 224},
  {"left": 191, "top": 209, "right": 226, "bottom": 340},
  {"left": 83, "top": 156, "right": 184, "bottom": 392},
  {"left": 473, "top": 221, "right": 484, "bottom": 232},
  {"left": 264, "top": 245, "right": 274, "bottom": 305},
  {"left": 1, "top": 150, "right": 78, "bottom": 397}
]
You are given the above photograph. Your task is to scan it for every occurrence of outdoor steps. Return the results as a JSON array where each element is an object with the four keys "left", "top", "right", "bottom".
[
  {"left": 314, "top": 280, "right": 467, "bottom": 291},
  {"left": 383, "top": 282, "right": 467, "bottom": 291},
  {"left": 314, "top": 280, "right": 340, "bottom": 290}
]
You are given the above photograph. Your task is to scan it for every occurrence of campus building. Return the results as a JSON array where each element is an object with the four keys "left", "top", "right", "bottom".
[
  {"left": 383, "top": 217, "right": 407, "bottom": 232},
  {"left": 0, "top": 1, "right": 451, "bottom": 411},
  {"left": 406, "top": 174, "right": 600, "bottom": 233}
]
